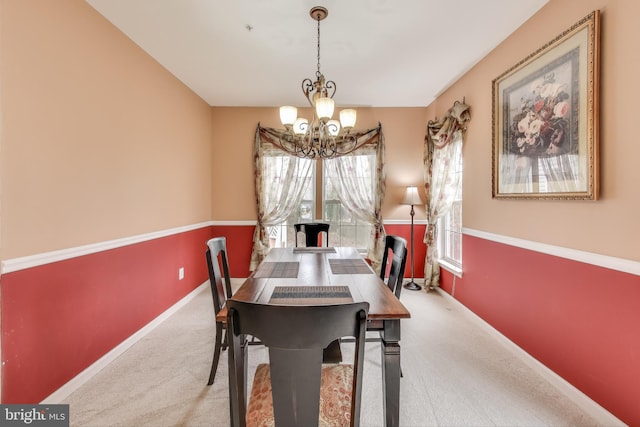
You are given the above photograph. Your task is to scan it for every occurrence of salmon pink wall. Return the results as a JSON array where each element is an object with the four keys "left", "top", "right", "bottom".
[
  {"left": 0, "top": 220, "right": 422, "bottom": 404},
  {"left": 1, "top": 227, "right": 212, "bottom": 403},
  {"left": 433, "top": 0, "right": 640, "bottom": 262},
  {"left": 0, "top": 0, "right": 213, "bottom": 260},
  {"left": 438, "top": 234, "right": 639, "bottom": 425},
  {"left": 210, "top": 225, "right": 256, "bottom": 278},
  {"left": 210, "top": 107, "right": 429, "bottom": 222},
  {"left": 1, "top": 0, "right": 638, "bottom": 424},
  {"left": 384, "top": 223, "right": 427, "bottom": 280},
  {"left": 427, "top": 0, "right": 640, "bottom": 424},
  {"left": 0, "top": 0, "right": 213, "bottom": 404}
]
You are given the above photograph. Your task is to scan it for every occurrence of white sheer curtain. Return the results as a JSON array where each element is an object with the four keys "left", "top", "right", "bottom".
[
  {"left": 423, "top": 101, "right": 471, "bottom": 289},
  {"left": 325, "top": 140, "right": 386, "bottom": 271},
  {"left": 250, "top": 127, "right": 312, "bottom": 270}
]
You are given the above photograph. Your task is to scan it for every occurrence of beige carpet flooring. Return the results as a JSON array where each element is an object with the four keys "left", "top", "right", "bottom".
[{"left": 64, "top": 281, "right": 616, "bottom": 426}]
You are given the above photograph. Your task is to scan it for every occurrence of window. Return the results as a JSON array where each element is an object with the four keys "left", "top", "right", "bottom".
[
  {"left": 268, "top": 153, "right": 375, "bottom": 251},
  {"left": 265, "top": 163, "right": 315, "bottom": 249},
  {"left": 322, "top": 154, "right": 374, "bottom": 250},
  {"left": 436, "top": 148, "right": 463, "bottom": 274}
]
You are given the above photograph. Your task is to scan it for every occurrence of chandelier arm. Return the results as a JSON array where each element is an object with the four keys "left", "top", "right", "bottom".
[
  {"left": 326, "top": 121, "right": 339, "bottom": 135},
  {"left": 324, "top": 80, "right": 336, "bottom": 99},
  {"left": 302, "top": 78, "right": 315, "bottom": 107},
  {"left": 274, "top": 126, "right": 377, "bottom": 160}
]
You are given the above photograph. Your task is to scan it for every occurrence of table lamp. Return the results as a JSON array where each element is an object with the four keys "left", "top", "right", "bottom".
[{"left": 401, "top": 186, "right": 423, "bottom": 290}]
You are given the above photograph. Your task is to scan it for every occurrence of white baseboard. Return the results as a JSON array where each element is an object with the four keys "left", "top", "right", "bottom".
[
  {"left": 41, "top": 282, "right": 209, "bottom": 404},
  {"left": 434, "top": 287, "right": 626, "bottom": 426}
]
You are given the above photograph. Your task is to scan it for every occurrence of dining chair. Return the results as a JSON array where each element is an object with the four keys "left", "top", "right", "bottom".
[
  {"left": 379, "top": 235, "right": 408, "bottom": 299},
  {"left": 227, "top": 300, "right": 369, "bottom": 427},
  {"left": 294, "top": 222, "right": 330, "bottom": 247},
  {"left": 353, "top": 235, "right": 407, "bottom": 377},
  {"left": 294, "top": 221, "right": 338, "bottom": 363},
  {"left": 294, "top": 221, "right": 340, "bottom": 363},
  {"left": 205, "top": 237, "right": 234, "bottom": 386}
]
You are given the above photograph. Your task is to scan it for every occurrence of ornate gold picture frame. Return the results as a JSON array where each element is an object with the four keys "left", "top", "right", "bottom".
[{"left": 492, "top": 11, "right": 600, "bottom": 200}]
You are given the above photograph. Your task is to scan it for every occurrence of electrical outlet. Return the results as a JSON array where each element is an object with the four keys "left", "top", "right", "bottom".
[{"left": 178, "top": 267, "right": 184, "bottom": 280}]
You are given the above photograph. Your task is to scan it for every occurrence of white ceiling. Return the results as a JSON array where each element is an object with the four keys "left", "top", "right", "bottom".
[{"left": 86, "top": 0, "right": 549, "bottom": 108}]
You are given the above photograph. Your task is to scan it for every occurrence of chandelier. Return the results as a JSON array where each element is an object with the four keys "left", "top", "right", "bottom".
[{"left": 278, "top": 6, "right": 359, "bottom": 159}]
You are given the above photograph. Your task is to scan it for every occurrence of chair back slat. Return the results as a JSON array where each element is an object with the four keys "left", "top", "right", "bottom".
[
  {"left": 206, "top": 237, "right": 232, "bottom": 315},
  {"left": 380, "top": 235, "right": 408, "bottom": 299},
  {"left": 294, "top": 222, "right": 330, "bottom": 247}
]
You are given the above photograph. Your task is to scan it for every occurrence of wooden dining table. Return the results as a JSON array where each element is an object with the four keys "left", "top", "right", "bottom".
[{"left": 220, "top": 246, "right": 411, "bottom": 427}]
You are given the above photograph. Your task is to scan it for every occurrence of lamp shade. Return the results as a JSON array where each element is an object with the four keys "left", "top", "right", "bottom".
[
  {"left": 401, "top": 186, "right": 423, "bottom": 205},
  {"left": 280, "top": 106, "right": 297, "bottom": 126},
  {"left": 315, "top": 97, "right": 334, "bottom": 121},
  {"left": 339, "top": 109, "right": 357, "bottom": 129}
]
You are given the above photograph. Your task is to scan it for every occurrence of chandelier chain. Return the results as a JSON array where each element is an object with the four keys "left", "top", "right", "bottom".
[{"left": 316, "top": 13, "right": 321, "bottom": 78}]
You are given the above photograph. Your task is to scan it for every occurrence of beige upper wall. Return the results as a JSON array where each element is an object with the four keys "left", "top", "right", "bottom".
[
  {"left": 3, "top": 0, "right": 637, "bottom": 264},
  {"left": 210, "top": 106, "right": 429, "bottom": 222},
  {"left": 429, "top": 0, "right": 640, "bottom": 262},
  {"left": 0, "top": 0, "right": 213, "bottom": 259}
]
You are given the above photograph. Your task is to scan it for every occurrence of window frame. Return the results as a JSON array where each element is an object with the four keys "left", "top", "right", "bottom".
[
  {"left": 436, "top": 147, "right": 463, "bottom": 277},
  {"left": 321, "top": 156, "right": 375, "bottom": 252},
  {"left": 270, "top": 157, "right": 375, "bottom": 252}
]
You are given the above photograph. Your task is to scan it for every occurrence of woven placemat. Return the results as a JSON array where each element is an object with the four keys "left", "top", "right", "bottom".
[
  {"left": 269, "top": 286, "right": 353, "bottom": 304},
  {"left": 253, "top": 262, "right": 299, "bottom": 278},
  {"left": 328, "top": 258, "right": 373, "bottom": 274}
]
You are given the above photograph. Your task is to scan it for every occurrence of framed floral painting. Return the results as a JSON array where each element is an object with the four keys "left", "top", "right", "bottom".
[{"left": 492, "top": 11, "right": 600, "bottom": 200}]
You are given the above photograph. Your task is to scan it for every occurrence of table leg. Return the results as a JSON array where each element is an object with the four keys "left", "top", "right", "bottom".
[
  {"left": 228, "top": 334, "right": 248, "bottom": 427},
  {"left": 380, "top": 319, "right": 401, "bottom": 427}
]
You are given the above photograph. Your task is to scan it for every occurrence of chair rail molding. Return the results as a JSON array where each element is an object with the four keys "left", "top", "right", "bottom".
[
  {"left": 464, "top": 228, "right": 640, "bottom": 276},
  {"left": 1, "top": 221, "right": 214, "bottom": 274}
]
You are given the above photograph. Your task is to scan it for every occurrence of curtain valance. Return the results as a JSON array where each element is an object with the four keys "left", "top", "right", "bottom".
[
  {"left": 257, "top": 125, "right": 382, "bottom": 156},
  {"left": 426, "top": 100, "right": 471, "bottom": 149}
]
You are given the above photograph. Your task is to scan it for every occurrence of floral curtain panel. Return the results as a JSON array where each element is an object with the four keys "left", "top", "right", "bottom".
[
  {"left": 250, "top": 124, "right": 385, "bottom": 271},
  {"left": 423, "top": 101, "right": 471, "bottom": 289}
]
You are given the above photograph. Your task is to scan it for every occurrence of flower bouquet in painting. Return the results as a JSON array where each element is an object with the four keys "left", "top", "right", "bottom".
[{"left": 508, "top": 71, "right": 574, "bottom": 157}]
